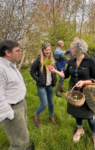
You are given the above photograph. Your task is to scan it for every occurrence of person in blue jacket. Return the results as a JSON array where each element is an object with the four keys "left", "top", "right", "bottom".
[
  {"left": 63, "top": 37, "right": 79, "bottom": 59},
  {"left": 54, "top": 40, "right": 67, "bottom": 97}
]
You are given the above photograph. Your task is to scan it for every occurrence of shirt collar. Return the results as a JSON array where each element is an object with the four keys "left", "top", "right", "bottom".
[
  {"left": 73, "top": 53, "right": 90, "bottom": 61},
  {"left": 0, "top": 57, "right": 16, "bottom": 68},
  {"left": 83, "top": 53, "right": 90, "bottom": 59}
]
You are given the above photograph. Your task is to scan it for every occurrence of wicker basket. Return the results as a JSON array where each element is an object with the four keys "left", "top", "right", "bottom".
[
  {"left": 65, "top": 85, "right": 85, "bottom": 107},
  {"left": 83, "top": 79, "right": 95, "bottom": 112}
]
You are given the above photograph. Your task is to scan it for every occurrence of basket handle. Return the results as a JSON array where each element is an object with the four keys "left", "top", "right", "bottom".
[
  {"left": 71, "top": 85, "right": 79, "bottom": 94},
  {"left": 71, "top": 85, "right": 76, "bottom": 92},
  {"left": 88, "top": 78, "right": 95, "bottom": 83}
]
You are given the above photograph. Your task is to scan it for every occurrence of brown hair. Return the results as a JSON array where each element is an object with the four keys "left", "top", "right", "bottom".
[{"left": 0, "top": 39, "right": 19, "bottom": 57}]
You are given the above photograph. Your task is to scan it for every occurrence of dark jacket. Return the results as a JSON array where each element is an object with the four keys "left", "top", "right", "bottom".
[
  {"left": 30, "top": 55, "right": 57, "bottom": 87},
  {"left": 65, "top": 54, "right": 95, "bottom": 118}
]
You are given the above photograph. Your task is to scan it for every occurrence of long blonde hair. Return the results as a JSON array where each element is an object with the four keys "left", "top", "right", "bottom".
[{"left": 40, "top": 43, "right": 54, "bottom": 73}]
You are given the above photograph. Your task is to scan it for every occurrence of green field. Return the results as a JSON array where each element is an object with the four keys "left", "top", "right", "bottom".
[{"left": 0, "top": 69, "right": 94, "bottom": 150}]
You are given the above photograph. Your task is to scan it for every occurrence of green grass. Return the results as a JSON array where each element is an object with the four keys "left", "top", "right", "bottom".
[{"left": 0, "top": 69, "right": 94, "bottom": 150}]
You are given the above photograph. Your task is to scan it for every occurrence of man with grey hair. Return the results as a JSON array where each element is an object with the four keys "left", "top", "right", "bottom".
[
  {"left": 63, "top": 37, "right": 79, "bottom": 59},
  {"left": 54, "top": 40, "right": 67, "bottom": 97}
]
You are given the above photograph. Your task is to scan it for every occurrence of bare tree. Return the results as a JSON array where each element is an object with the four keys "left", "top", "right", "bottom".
[{"left": 18, "top": 0, "right": 26, "bottom": 70}]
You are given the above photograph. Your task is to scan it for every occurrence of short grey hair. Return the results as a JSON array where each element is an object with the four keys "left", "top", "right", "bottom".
[
  {"left": 57, "top": 40, "right": 63, "bottom": 47},
  {"left": 71, "top": 39, "right": 88, "bottom": 55}
]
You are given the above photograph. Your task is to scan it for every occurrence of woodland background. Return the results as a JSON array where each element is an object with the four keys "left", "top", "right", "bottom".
[
  {"left": 0, "top": 0, "right": 95, "bottom": 69},
  {"left": 0, "top": 1, "right": 95, "bottom": 149}
]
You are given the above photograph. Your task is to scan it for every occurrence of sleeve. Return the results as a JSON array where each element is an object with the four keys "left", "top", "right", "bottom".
[
  {"left": 65, "top": 48, "right": 71, "bottom": 54},
  {"left": 54, "top": 53, "right": 63, "bottom": 71},
  {"left": 64, "top": 61, "right": 70, "bottom": 79},
  {"left": 90, "top": 57, "right": 95, "bottom": 79},
  {"left": 0, "top": 72, "right": 14, "bottom": 122},
  {"left": 55, "top": 62, "right": 63, "bottom": 71},
  {"left": 30, "top": 57, "right": 40, "bottom": 82}
]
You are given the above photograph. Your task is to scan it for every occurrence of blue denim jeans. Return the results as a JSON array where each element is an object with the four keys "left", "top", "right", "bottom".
[
  {"left": 36, "top": 85, "right": 54, "bottom": 117},
  {"left": 59, "top": 66, "right": 66, "bottom": 83},
  {"left": 76, "top": 117, "right": 95, "bottom": 135}
]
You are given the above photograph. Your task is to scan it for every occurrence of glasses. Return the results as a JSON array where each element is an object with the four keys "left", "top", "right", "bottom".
[
  {"left": 16, "top": 49, "right": 21, "bottom": 52},
  {"left": 75, "top": 68, "right": 78, "bottom": 79},
  {"left": 44, "top": 49, "right": 51, "bottom": 52}
]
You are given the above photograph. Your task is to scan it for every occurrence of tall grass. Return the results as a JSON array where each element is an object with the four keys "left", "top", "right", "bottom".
[{"left": 0, "top": 69, "right": 94, "bottom": 150}]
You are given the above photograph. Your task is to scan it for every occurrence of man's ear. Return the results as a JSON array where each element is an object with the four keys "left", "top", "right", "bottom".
[{"left": 5, "top": 50, "right": 11, "bottom": 57}]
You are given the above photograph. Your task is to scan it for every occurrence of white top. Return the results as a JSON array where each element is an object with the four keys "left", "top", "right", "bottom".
[
  {"left": 46, "top": 71, "right": 52, "bottom": 86},
  {"left": 0, "top": 57, "right": 26, "bottom": 122}
]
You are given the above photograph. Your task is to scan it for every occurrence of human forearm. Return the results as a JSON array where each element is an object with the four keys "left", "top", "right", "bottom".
[
  {"left": 30, "top": 66, "right": 39, "bottom": 82},
  {"left": 30, "top": 70, "right": 39, "bottom": 82},
  {"left": 54, "top": 70, "right": 65, "bottom": 78},
  {"left": 83, "top": 80, "right": 92, "bottom": 84},
  {"left": 76, "top": 80, "right": 92, "bottom": 88},
  {"left": 0, "top": 73, "right": 14, "bottom": 122},
  {"left": 65, "top": 48, "right": 71, "bottom": 54},
  {"left": 48, "top": 65, "right": 65, "bottom": 78}
]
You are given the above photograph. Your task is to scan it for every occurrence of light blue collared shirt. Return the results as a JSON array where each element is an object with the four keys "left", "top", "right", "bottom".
[{"left": 0, "top": 57, "right": 26, "bottom": 122}]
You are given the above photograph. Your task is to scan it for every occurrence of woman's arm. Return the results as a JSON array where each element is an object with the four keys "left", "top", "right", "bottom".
[
  {"left": 90, "top": 57, "right": 95, "bottom": 79},
  {"left": 30, "top": 56, "right": 40, "bottom": 82},
  {"left": 76, "top": 80, "right": 92, "bottom": 88},
  {"left": 48, "top": 65, "right": 65, "bottom": 78}
]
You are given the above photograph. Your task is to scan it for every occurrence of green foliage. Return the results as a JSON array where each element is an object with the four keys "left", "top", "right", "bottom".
[
  {"left": 0, "top": 69, "right": 94, "bottom": 150},
  {"left": 82, "top": 35, "right": 95, "bottom": 58},
  {"left": 48, "top": 21, "right": 78, "bottom": 49},
  {"left": 71, "top": 95, "right": 82, "bottom": 100},
  {"left": 44, "top": 59, "right": 54, "bottom": 66}
]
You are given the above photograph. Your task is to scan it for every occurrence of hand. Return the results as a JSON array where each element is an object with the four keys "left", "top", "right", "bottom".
[
  {"left": 7, "top": 109, "right": 14, "bottom": 120},
  {"left": 63, "top": 51, "right": 66, "bottom": 54},
  {"left": 76, "top": 80, "right": 84, "bottom": 88},
  {"left": 48, "top": 65, "right": 56, "bottom": 72}
]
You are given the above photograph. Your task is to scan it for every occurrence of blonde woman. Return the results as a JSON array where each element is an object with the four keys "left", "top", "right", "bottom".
[{"left": 30, "top": 43, "right": 57, "bottom": 126}]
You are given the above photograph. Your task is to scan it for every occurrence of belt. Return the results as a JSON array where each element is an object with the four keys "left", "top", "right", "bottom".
[{"left": 11, "top": 100, "right": 23, "bottom": 106}]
